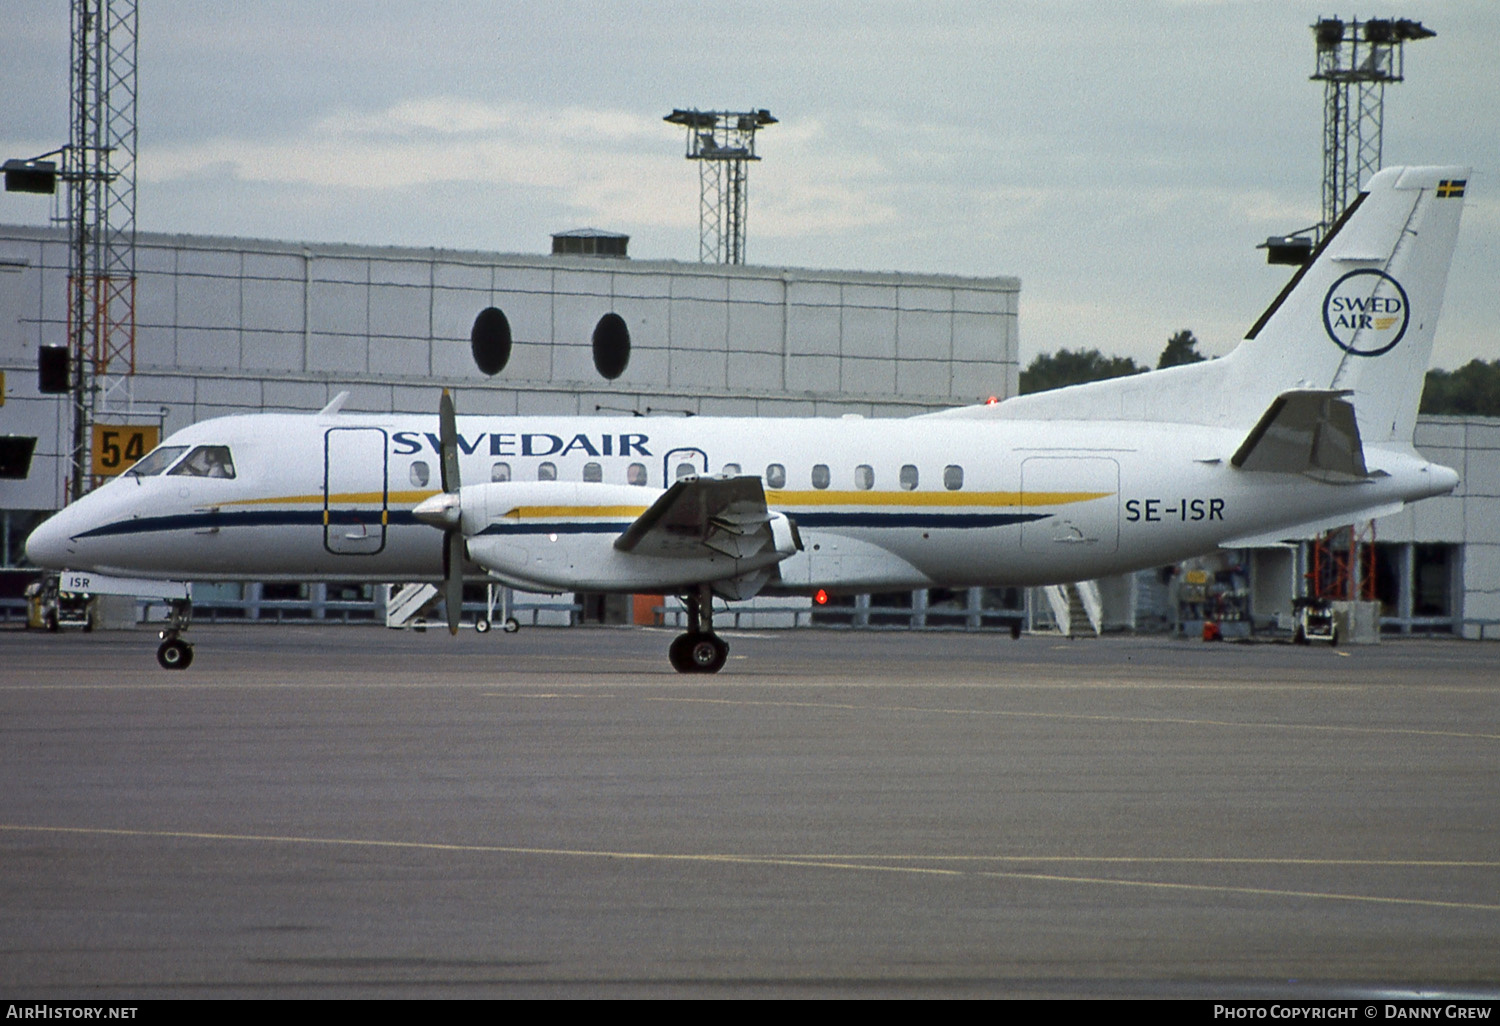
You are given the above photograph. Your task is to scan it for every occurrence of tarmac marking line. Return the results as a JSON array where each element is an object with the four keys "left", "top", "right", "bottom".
[
  {"left": 4, "top": 824, "right": 1496, "bottom": 914},
  {"left": 479, "top": 693, "right": 1500, "bottom": 742}
]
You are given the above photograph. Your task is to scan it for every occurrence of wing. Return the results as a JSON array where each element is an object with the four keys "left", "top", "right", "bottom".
[{"left": 614, "top": 474, "right": 799, "bottom": 560}]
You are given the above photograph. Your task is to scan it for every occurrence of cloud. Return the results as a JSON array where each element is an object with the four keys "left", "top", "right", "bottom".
[{"left": 143, "top": 97, "right": 661, "bottom": 182}]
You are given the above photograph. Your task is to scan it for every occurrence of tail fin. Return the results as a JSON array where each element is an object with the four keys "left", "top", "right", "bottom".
[
  {"left": 1229, "top": 165, "right": 1469, "bottom": 444},
  {"left": 934, "top": 165, "right": 1468, "bottom": 443}
]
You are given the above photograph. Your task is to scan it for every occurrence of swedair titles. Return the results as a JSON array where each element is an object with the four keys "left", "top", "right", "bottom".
[
  {"left": 392, "top": 430, "right": 651, "bottom": 459},
  {"left": 1213, "top": 1007, "right": 1492, "bottom": 1020},
  {"left": 1327, "top": 292, "right": 1404, "bottom": 331}
]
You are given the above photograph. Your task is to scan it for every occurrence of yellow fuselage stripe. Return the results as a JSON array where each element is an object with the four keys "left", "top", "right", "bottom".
[
  {"left": 224, "top": 490, "right": 438, "bottom": 507},
  {"left": 765, "top": 489, "right": 1111, "bottom": 507},
  {"left": 223, "top": 489, "right": 1114, "bottom": 514}
]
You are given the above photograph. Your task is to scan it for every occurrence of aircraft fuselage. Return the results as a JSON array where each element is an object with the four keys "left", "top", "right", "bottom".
[{"left": 27, "top": 410, "right": 1456, "bottom": 593}]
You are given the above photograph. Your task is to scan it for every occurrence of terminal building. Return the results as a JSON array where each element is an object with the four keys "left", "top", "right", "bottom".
[{"left": 0, "top": 222, "right": 1494, "bottom": 638}]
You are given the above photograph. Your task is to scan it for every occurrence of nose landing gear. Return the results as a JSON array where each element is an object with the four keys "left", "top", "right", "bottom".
[
  {"left": 668, "top": 587, "right": 728, "bottom": 674},
  {"left": 156, "top": 598, "right": 194, "bottom": 670}
]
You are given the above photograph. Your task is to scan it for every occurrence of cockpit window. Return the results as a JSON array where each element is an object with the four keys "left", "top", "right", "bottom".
[
  {"left": 168, "top": 445, "right": 236, "bottom": 479},
  {"left": 127, "top": 445, "right": 188, "bottom": 477}
]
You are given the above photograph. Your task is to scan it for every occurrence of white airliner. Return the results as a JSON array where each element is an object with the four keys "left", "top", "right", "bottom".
[{"left": 25, "top": 165, "right": 1469, "bottom": 672}]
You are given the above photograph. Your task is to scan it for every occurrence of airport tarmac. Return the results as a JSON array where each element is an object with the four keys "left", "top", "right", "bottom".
[{"left": 1, "top": 623, "right": 1497, "bottom": 999}]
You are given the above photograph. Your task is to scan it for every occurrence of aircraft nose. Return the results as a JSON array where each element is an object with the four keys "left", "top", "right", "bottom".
[{"left": 24, "top": 512, "right": 75, "bottom": 569}]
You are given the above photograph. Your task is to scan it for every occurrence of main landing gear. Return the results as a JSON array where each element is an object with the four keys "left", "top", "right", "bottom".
[
  {"left": 668, "top": 587, "right": 728, "bottom": 674},
  {"left": 156, "top": 598, "right": 194, "bottom": 670}
]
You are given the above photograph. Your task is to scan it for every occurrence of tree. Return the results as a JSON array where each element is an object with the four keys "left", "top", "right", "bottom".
[
  {"left": 1019, "top": 348, "right": 1146, "bottom": 395},
  {"left": 1420, "top": 359, "right": 1500, "bottom": 416},
  {"left": 1157, "top": 329, "right": 1206, "bottom": 369}
]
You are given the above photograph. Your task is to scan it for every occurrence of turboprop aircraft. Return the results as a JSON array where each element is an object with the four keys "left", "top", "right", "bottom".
[{"left": 25, "top": 165, "right": 1469, "bottom": 672}]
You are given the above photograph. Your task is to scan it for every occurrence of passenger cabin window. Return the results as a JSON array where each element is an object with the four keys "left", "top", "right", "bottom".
[
  {"left": 128, "top": 445, "right": 188, "bottom": 477},
  {"left": 169, "top": 445, "right": 236, "bottom": 479},
  {"left": 765, "top": 463, "right": 786, "bottom": 489},
  {"left": 538, "top": 462, "right": 557, "bottom": 481},
  {"left": 627, "top": 462, "right": 648, "bottom": 486},
  {"left": 811, "top": 464, "right": 830, "bottom": 489},
  {"left": 491, "top": 462, "right": 511, "bottom": 483},
  {"left": 409, "top": 461, "right": 430, "bottom": 487},
  {"left": 900, "top": 464, "right": 919, "bottom": 491},
  {"left": 944, "top": 464, "right": 964, "bottom": 491},
  {"left": 722, "top": 463, "right": 741, "bottom": 476},
  {"left": 583, "top": 462, "right": 603, "bottom": 483},
  {"left": 854, "top": 464, "right": 874, "bottom": 490},
  {"left": 675, "top": 462, "right": 696, "bottom": 481}
]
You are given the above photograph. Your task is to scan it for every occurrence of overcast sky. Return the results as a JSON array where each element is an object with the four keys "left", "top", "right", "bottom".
[{"left": 4, "top": 0, "right": 1495, "bottom": 371}]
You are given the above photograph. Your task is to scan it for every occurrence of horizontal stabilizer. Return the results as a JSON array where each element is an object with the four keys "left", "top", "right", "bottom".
[
  {"left": 1221, "top": 502, "right": 1406, "bottom": 549},
  {"left": 615, "top": 474, "right": 780, "bottom": 560},
  {"left": 1231, "top": 390, "right": 1368, "bottom": 480}
]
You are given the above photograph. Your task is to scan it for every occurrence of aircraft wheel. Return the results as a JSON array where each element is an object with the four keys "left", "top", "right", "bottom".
[
  {"left": 474, "top": 618, "right": 491, "bottom": 634},
  {"left": 503, "top": 617, "right": 520, "bottom": 634},
  {"left": 157, "top": 638, "right": 194, "bottom": 670},
  {"left": 1010, "top": 620, "right": 1022, "bottom": 640},
  {"left": 1293, "top": 626, "right": 1308, "bottom": 645},
  {"left": 689, "top": 633, "right": 728, "bottom": 674}
]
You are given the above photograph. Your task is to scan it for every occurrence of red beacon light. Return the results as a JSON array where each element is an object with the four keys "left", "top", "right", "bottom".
[
  {"left": 985, "top": 396, "right": 999, "bottom": 406},
  {"left": 813, "top": 588, "right": 829, "bottom": 605}
]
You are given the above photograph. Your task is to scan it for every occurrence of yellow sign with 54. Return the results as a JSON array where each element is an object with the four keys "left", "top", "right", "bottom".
[{"left": 91, "top": 423, "right": 160, "bottom": 476}]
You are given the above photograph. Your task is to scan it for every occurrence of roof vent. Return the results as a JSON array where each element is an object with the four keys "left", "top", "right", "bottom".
[{"left": 551, "top": 228, "right": 629, "bottom": 258}]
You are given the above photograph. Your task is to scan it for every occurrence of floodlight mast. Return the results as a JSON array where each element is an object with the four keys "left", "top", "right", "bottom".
[
  {"left": 68, "top": 0, "right": 140, "bottom": 501},
  {"left": 1304, "top": 15, "right": 1433, "bottom": 604},
  {"left": 664, "top": 108, "right": 776, "bottom": 264},
  {"left": 5, "top": 2, "right": 140, "bottom": 503},
  {"left": 1311, "top": 16, "right": 1434, "bottom": 236}
]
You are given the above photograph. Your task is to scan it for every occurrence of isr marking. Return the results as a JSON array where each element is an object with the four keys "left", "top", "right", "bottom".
[{"left": 1125, "top": 497, "right": 1225, "bottom": 523}]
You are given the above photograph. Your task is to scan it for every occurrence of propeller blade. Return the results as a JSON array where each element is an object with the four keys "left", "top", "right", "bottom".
[
  {"left": 439, "top": 389, "right": 461, "bottom": 493},
  {"left": 438, "top": 390, "right": 464, "bottom": 635},
  {"left": 444, "top": 530, "right": 464, "bottom": 636}
]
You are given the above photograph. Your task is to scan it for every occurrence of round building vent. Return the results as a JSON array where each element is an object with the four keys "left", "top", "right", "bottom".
[
  {"left": 470, "top": 307, "right": 512, "bottom": 376},
  {"left": 592, "top": 312, "right": 630, "bottom": 379}
]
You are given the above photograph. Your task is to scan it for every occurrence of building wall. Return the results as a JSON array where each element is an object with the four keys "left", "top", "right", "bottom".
[
  {"left": 0, "top": 224, "right": 1021, "bottom": 511},
  {"left": 1374, "top": 416, "right": 1500, "bottom": 638}
]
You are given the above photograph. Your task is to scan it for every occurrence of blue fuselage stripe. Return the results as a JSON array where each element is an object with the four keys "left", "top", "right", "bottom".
[
  {"left": 791, "top": 512, "right": 1048, "bottom": 529},
  {"left": 74, "top": 509, "right": 423, "bottom": 539},
  {"left": 75, "top": 508, "right": 1052, "bottom": 540}
]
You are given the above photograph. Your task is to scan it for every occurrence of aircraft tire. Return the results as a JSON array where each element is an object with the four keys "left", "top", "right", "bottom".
[
  {"left": 503, "top": 617, "right": 520, "bottom": 634},
  {"left": 474, "top": 618, "right": 491, "bottom": 634},
  {"left": 156, "top": 639, "right": 194, "bottom": 670},
  {"left": 668, "top": 633, "right": 695, "bottom": 673}
]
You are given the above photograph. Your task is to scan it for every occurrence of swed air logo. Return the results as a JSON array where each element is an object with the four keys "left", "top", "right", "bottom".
[{"left": 1323, "top": 269, "right": 1410, "bottom": 357}]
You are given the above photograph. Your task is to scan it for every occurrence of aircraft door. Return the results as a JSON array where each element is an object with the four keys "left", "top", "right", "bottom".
[
  {"left": 663, "top": 447, "right": 709, "bottom": 484},
  {"left": 1020, "top": 456, "right": 1119, "bottom": 553},
  {"left": 324, "top": 427, "right": 389, "bottom": 555}
]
